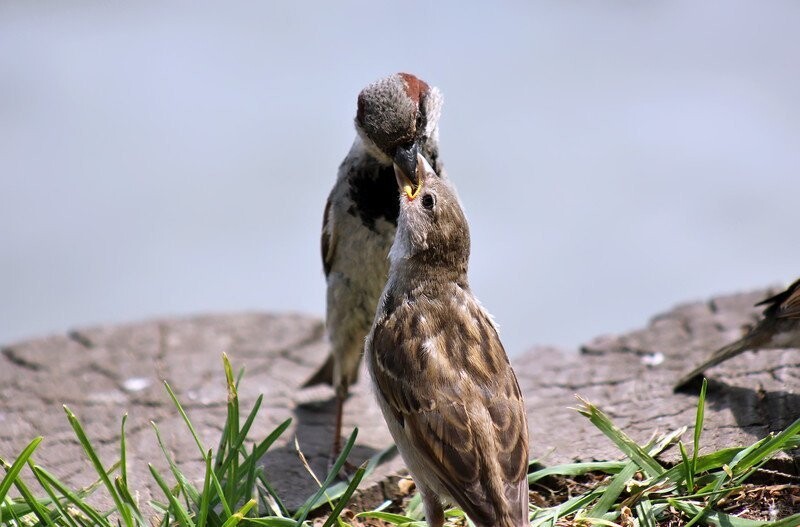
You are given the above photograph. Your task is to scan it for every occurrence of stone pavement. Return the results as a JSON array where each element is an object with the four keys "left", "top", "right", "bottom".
[{"left": 1, "top": 287, "right": 798, "bottom": 514}]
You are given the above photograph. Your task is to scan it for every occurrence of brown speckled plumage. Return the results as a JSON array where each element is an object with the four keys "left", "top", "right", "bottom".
[
  {"left": 304, "top": 73, "right": 445, "bottom": 460},
  {"left": 367, "top": 156, "right": 529, "bottom": 527}
]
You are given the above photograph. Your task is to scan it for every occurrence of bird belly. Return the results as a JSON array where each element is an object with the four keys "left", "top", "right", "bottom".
[
  {"left": 326, "top": 214, "right": 395, "bottom": 388},
  {"left": 372, "top": 388, "right": 455, "bottom": 505}
]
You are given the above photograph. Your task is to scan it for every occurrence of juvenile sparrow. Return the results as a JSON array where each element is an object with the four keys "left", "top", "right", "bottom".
[
  {"left": 674, "top": 278, "right": 800, "bottom": 391},
  {"left": 303, "top": 73, "right": 445, "bottom": 458},
  {"left": 366, "top": 155, "right": 530, "bottom": 527}
]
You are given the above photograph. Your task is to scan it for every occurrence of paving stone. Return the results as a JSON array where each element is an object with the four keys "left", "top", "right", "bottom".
[{"left": 1, "top": 287, "right": 798, "bottom": 517}]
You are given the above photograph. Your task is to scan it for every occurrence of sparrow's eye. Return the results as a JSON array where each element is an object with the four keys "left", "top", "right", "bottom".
[{"left": 421, "top": 193, "right": 435, "bottom": 210}]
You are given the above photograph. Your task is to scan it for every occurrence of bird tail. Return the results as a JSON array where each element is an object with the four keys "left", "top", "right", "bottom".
[
  {"left": 512, "top": 477, "right": 531, "bottom": 527},
  {"left": 302, "top": 353, "right": 334, "bottom": 388},
  {"left": 673, "top": 333, "right": 764, "bottom": 392},
  {"left": 490, "top": 478, "right": 530, "bottom": 527}
]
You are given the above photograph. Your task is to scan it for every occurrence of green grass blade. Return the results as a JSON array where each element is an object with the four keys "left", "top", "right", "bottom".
[
  {"left": 222, "top": 353, "right": 241, "bottom": 505},
  {"left": 120, "top": 414, "right": 129, "bottom": 488},
  {"left": 10, "top": 471, "right": 58, "bottom": 527},
  {"left": 115, "top": 414, "right": 145, "bottom": 526},
  {"left": 216, "top": 395, "right": 264, "bottom": 477},
  {"left": 660, "top": 446, "right": 744, "bottom": 485},
  {"left": 234, "top": 419, "right": 292, "bottom": 487},
  {"left": 210, "top": 463, "right": 233, "bottom": 518},
  {"left": 680, "top": 468, "right": 734, "bottom": 527},
  {"left": 239, "top": 445, "right": 259, "bottom": 513},
  {"left": 159, "top": 510, "right": 171, "bottom": 527},
  {"left": 0, "top": 437, "right": 42, "bottom": 503},
  {"left": 649, "top": 426, "right": 687, "bottom": 458},
  {"left": 355, "top": 511, "right": 419, "bottom": 524},
  {"left": 151, "top": 421, "right": 201, "bottom": 507},
  {"left": 321, "top": 462, "right": 366, "bottom": 527},
  {"left": 63, "top": 406, "right": 133, "bottom": 527},
  {"left": 115, "top": 475, "right": 146, "bottom": 527},
  {"left": 256, "top": 474, "right": 288, "bottom": 518},
  {"left": 528, "top": 461, "right": 625, "bottom": 484},
  {"left": 669, "top": 498, "right": 784, "bottom": 527},
  {"left": 28, "top": 461, "right": 80, "bottom": 527},
  {"left": 32, "top": 461, "right": 111, "bottom": 502},
  {"left": 0, "top": 494, "right": 24, "bottom": 527},
  {"left": 301, "top": 444, "right": 398, "bottom": 511},
  {"left": 148, "top": 464, "right": 195, "bottom": 527},
  {"left": 240, "top": 518, "right": 302, "bottom": 527},
  {"left": 163, "top": 381, "right": 206, "bottom": 456},
  {"left": 220, "top": 499, "right": 257, "bottom": 527},
  {"left": 196, "top": 450, "right": 214, "bottom": 527},
  {"left": 678, "top": 441, "right": 694, "bottom": 491},
  {"left": 214, "top": 419, "right": 231, "bottom": 471},
  {"left": 1, "top": 502, "right": 27, "bottom": 527},
  {"left": 404, "top": 491, "right": 423, "bottom": 520},
  {"left": 32, "top": 466, "right": 111, "bottom": 527},
  {"left": 769, "top": 513, "right": 800, "bottom": 527},
  {"left": 691, "top": 379, "right": 707, "bottom": 475},
  {"left": 586, "top": 461, "right": 638, "bottom": 518},
  {"left": 634, "top": 498, "right": 657, "bottom": 527},
  {"left": 673, "top": 485, "right": 746, "bottom": 502},
  {"left": 292, "top": 428, "right": 358, "bottom": 525},
  {"left": 730, "top": 415, "right": 800, "bottom": 475},
  {"left": 576, "top": 397, "right": 664, "bottom": 477},
  {"left": 530, "top": 491, "right": 599, "bottom": 527}
]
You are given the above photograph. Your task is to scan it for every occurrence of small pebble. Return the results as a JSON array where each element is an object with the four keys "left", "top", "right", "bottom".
[
  {"left": 641, "top": 352, "right": 664, "bottom": 366},
  {"left": 122, "top": 377, "right": 152, "bottom": 392}
]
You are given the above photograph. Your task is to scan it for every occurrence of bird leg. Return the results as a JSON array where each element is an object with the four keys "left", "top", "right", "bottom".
[
  {"left": 331, "top": 389, "right": 345, "bottom": 461},
  {"left": 328, "top": 382, "right": 358, "bottom": 476},
  {"left": 418, "top": 484, "right": 445, "bottom": 527}
]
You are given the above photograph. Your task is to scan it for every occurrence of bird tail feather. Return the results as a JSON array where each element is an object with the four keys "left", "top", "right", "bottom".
[
  {"left": 302, "top": 353, "right": 335, "bottom": 387},
  {"left": 673, "top": 333, "right": 764, "bottom": 391}
]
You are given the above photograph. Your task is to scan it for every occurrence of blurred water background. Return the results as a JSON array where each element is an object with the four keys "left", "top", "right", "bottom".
[{"left": 2, "top": 1, "right": 799, "bottom": 355}]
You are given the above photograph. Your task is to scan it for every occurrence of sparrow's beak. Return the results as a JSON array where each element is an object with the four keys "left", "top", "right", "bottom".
[{"left": 393, "top": 143, "right": 421, "bottom": 200}]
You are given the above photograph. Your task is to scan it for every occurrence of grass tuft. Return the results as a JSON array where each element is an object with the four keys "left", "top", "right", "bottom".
[
  {"left": 1, "top": 364, "right": 798, "bottom": 527},
  {"left": 0, "top": 355, "right": 364, "bottom": 527}
]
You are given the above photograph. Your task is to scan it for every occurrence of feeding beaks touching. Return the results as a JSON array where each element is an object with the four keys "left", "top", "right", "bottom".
[
  {"left": 393, "top": 142, "right": 421, "bottom": 198},
  {"left": 394, "top": 153, "right": 429, "bottom": 201},
  {"left": 354, "top": 72, "right": 443, "bottom": 189}
]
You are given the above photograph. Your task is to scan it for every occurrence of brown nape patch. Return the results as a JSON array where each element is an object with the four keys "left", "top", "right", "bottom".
[{"left": 398, "top": 72, "right": 429, "bottom": 103}]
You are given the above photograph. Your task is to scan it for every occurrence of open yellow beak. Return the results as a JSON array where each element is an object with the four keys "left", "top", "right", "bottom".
[
  {"left": 394, "top": 164, "right": 422, "bottom": 200},
  {"left": 403, "top": 180, "right": 422, "bottom": 200}
]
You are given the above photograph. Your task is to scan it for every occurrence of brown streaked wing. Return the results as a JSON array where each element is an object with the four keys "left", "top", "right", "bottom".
[
  {"left": 756, "top": 278, "right": 800, "bottom": 320},
  {"left": 370, "top": 306, "right": 528, "bottom": 526},
  {"left": 486, "top": 373, "right": 529, "bottom": 486},
  {"left": 370, "top": 319, "right": 489, "bottom": 524},
  {"left": 480, "top": 311, "right": 530, "bottom": 514},
  {"left": 321, "top": 196, "right": 336, "bottom": 277}
]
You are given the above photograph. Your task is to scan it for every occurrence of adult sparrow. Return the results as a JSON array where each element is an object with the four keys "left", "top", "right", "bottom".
[
  {"left": 674, "top": 278, "right": 800, "bottom": 391},
  {"left": 366, "top": 155, "right": 530, "bottom": 527},
  {"left": 303, "top": 73, "right": 445, "bottom": 458}
]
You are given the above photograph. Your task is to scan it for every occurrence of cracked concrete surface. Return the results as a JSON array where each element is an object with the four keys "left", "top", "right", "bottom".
[{"left": 1, "top": 289, "right": 799, "bottom": 516}]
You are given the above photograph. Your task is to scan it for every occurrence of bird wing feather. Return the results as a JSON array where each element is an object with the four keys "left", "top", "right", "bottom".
[
  {"left": 370, "top": 295, "right": 528, "bottom": 526},
  {"left": 320, "top": 195, "right": 337, "bottom": 277},
  {"left": 756, "top": 278, "right": 800, "bottom": 320},
  {"left": 674, "top": 277, "right": 800, "bottom": 391}
]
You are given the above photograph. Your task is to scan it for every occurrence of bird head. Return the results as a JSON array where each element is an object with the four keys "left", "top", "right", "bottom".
[
  {"left": 390, "top": 153, "right": 469, "bottom": 272},
  {"left": 355, "top": 73, "right": 443, "bottom": 189}
]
